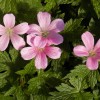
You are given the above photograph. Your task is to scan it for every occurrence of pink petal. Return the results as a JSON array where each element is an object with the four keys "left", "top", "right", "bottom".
[
  {"left": 27, "top": 34, "right": 36, "bottom": 46},
  {"left": 73, "top": 45, "right": 89, "bottom": 57},
  {"left": 3, "top": 14, "right": 15, "bottom": 28},
  {"left": 45, "top": 46, "right": 62, "bottom": 59},
  {"left": 37, "top": 12, "right": 51, "bottom": 30},
  {"left": 94, "top": 39, "right": 100, "bottom": 52},
  {"left": 81, "top": 31, "right": 94, "bottom": 51},
  {"left": 11, "top": 34, "right": 25, "bottom": 50},
  {"left": 48, "top": 19, "right": 64, "bottom": 33},
  {"left": 27, "top": 24, "right": 41, "bottom": 35},
  {"left": 34, "top": 36, "right": 47, "bottom": 48},
  {"left": 21, "top": 47, "right": 37, "bottom": 60},
  {"left": 92, "top": 39, "right": 100, "bottom": 59},
  {"left": 0, "top": 34, "right": 9, "bottom": 51},
  {"left": 35, "top": 52, "right": 47, "bottom": 69},
  {"left": 0, "top": 25, "right": 6, "bottom": 35},
  {"left": 86, "top": 57, "right": 98, "bottom": 70},
  {"left": 13, "top": 22, "right": 29, "bottom": 34},
  {"left": 47, "top": 33, "right": 63, "bottom": 45}
]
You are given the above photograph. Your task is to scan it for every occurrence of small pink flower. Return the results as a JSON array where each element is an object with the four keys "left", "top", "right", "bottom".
[
  {"left": 0, "top": 13, "right": 29, "bottom": 51},
  {"left": 73, "top": 31, "right": 100, "bottom": 70},
  {"left": 21, "top": 34, "right": 62, "bottom": 69},
  {"left": 27, "top": 12, "right": 64, "bottom": 47}
]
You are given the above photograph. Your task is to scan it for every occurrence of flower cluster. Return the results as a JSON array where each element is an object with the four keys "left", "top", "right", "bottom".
[
  {"left": 0, "top": 12, "right": 64, "bottom": 69},
  {"left": 0, "top": 12, "right": 100, "bottom": 71},
  {"left": 21, "top": 12, "right": 64, "bottom": 69}
]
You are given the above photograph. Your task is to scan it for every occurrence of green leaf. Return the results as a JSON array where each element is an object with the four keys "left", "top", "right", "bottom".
[
  {"left": 87, "top": 70, "right": 99, "bottom": 89},
  {"left": 0, "top": 0, "right": 17, "bottom": 13},
  {"left": 78, "top": 7, "right": 87, "bottom": 17},
  {"left": 56, "top": 0, "right": 81, "bottom": 5},
  {"left": 44, "top": 0, "right": 56, "bottom": 11},
  {"left": 49, "top": 91, "right": 75, "bottom": 100},
  {"left": 17, "top": 0, "right": 42, "bottom": 10},
  {"left": 65, "top": 65, "right": 90, "bottom": 79},
  {"left": 0, "top": 94, "right": 14, "bottom": 100},
  {"left": 51, "top": 51, "right": 68, "bottom": 72},
  {"left": 73, "top": 92, "right": 93, "bottom": 100},
  {"left": 69, "top": 77, "right": 82, "bottom": 92},
  {"left": 16, "top": 0, "right": 43, "bottom": 23},
  {"left": 64, "top": 65, "right": 90, "bottom": 91},
  {"left": 0, "top": 51, "right": 11, "bottom": 63},
  {"left": 30, "top": 94, "right": 48, "bottom": 100},
  {"left": 0, "top": 64, "right": 10, "bottom": 88},
  {"left": 0, "top": 78, "right": 7, "bottom": 88},
  {"left": 28, "top": 75, "right": 48, "bottom": 95},
  {"left": 88, "top": 18, "right": 100, "bottom": 37},
  {"left": 28, "top": 77, "right": 45, "bottom": 93},
  {"left": 0, "top": 64, "right": 10, "bottom": 78},
  {"left": 50, "top": 78, "right": 89, "bottom": 100},
  {"left": 91, "top": 0, "right": 100, "bottom": 18},
  {"left": 56, "top": 83, "right": 74, "bottom": 92},
  {"left": 16, "top": 70, "right": 26, "bottom": 76},
  {"left": 16, "top": 60, "right": 36, "bottom": 76},
  {"left": 69, "top": 77, "right": 88, "bottom": 91},
  {"left": 93, "top": 89, "right": 100, "bottom": 100},
  {"left": 24, "top": 60, "right": 36, "bottom": 75},
  {"left": 16, "top": 86, "right": 27, "bottom": 100},
  {"left": 9, "top": 48, "right": 19, "bottom": 63},
  {"left": 4, "top": 86, "right": 16, "bottom": 96},
  {"left": 62, "top": 19, "right": 85, "bottom": 41},
  {"left": 49, "top": 91, "right": 93, "bottom": 100}
]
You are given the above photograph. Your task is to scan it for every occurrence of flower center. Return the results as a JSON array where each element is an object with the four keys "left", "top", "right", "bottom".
[
  {"left": 6, "top": 28, "right": 13, "bottom": 36},
  {"left": 36, "top": 47, "right": 44, "bottom": 53},
  {"left": 89, "top": 51, "right": 96, "bottom": 57},
  {"left": 38, "top": 48, "right": 44, "bottom": 52},
  {"left": 42, "top": 31, "right": 49, "bottom": 37}
]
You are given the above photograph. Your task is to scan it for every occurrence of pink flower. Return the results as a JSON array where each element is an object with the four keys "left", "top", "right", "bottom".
[
  {"left": 0, "top": 13, "right": 29, "bottom": 51},
  {"left": 73, "top": 31, "right": 100, "bottom": 70},
  {"left": 27, "top": 12, "right": 64, "bottom": 47},
  {"left": 21, "top": 34, "right": 62, "bottom": 69}
]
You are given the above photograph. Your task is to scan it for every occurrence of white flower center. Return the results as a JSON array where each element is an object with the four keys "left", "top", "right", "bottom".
[{"left": 6, "top": 28, "right": 13, "bottom": 36}]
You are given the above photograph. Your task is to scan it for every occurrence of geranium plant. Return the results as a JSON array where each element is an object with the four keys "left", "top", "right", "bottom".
[{"left": 0, "top": 0, "right": 100, "bottom": 100}]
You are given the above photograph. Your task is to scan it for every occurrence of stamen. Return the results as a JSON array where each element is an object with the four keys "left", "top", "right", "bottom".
[
  {"left": 89, "top": 51, "right": 96, "bottom": 57},
  {"left": 42, "top": 31, "right": 49, "bottom": 37}
]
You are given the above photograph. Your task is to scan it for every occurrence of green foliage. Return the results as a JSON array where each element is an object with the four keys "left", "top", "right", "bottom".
[
  {"left": 0, "top": 0, "right": 17, "bottom": 13},
  {"left": 28, "top": 76, "right": 46, "bottom": 94},
  {"left": 4, "top": 86, "right": 16, "bottom": 96},
  {"left": 66, "top": 65, "right": 90, "bottom": 78},
  {"left": 60, "top": 0, "right": 81, "bottom": 6},
  {"left": 91, "top": 0, "right": 100, "bottom": 18},
  {"left": 9, "top": 47, "right": 19, "bottom": 63},
  {"left": 0, "top": 64, "right": 10, "bottom": 88},
  {"left": 87, "top": 70, "right": 99, "bottom": 89},
  {"left": 51, "top": 51, "right": 68, "bottom": 73},
  {"left": 16, "top": 60, "right": 36, "bottom": 76},
  {"left": 16, "top": 86, "right": 27, "bottom": 100},
  {"left": 17, "top": 0, "right": 42, "bottom": 10},
  {"left": 0, "top": 94, "right": 14, "bottom": 100},
  {"left": 0, "top": 51, "right": 11, "bottom": 63},
  {"left": 63, "top": 18, "right": 85, "bottom": 42},
  {"left": 49, "top": 65, "right": 99, "bottom": 99},
  {"left": 44, "top": 0, "right": 57, "bottom": 11}
]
